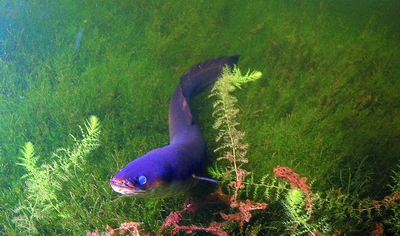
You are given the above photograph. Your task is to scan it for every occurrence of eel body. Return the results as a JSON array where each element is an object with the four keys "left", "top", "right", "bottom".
[{"left": 110, "top": 55, "right": 239, "bottom": 198}]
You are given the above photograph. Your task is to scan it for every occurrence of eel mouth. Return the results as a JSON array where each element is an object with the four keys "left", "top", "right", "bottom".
[{"left": 109, "top": 177, "right": 146, "bottom": 195}]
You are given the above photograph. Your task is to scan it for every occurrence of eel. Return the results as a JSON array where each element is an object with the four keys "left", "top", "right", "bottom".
[{"left": 110, "top": 55, "right": 239, "bottom": 198}]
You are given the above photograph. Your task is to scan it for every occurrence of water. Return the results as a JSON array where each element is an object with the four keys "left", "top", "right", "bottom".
[{"left": 1, "top": 0, "right": 399, "bottom": 234}]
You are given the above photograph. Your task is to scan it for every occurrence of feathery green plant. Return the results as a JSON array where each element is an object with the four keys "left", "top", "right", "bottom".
[
  {"left": 383, "top": 165, "right": 400, "bottom": 234},
  {"left": 282, "top": 188, "right": 330, "bottom": 236},
  {"left": 206, "top": 66, "right": 267, "bottom": 234},
  {"left": 13, "top": 116, "right": 101, "bottom": 234},
  {"left": 244, "top": 173, "right": 288, "bottom": 202},
  {"left": 208, "top": 66, "right": 261, "bottom": 199}
]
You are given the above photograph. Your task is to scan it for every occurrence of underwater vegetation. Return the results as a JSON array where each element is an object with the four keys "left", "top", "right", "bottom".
[
  {"left": 1, "top": 0, "right": 400, "bottom": 235},
  {"left": 208, "top": 66, "right": 263, "bottom": 203},
  {"left": 12, "top": 116, "right": 101, "bottom": 234}
]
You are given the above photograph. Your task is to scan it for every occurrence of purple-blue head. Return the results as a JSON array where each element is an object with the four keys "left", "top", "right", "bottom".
[{"left": 110, "top": 145, "right": 201, "bottom": 198}]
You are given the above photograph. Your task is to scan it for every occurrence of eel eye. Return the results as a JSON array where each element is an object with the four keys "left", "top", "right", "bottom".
[{"left": 138, "top": 175, "right": 147, "bottom": 185}]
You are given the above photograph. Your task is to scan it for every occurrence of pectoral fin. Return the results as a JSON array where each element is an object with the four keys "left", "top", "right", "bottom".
[{"left": 192, "top": 174, "right": 220, "bottom": 184}]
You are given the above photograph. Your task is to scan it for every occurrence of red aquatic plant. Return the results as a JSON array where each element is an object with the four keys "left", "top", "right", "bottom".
[
  {"left": 159, "top": 195, "right": 228, "bottom": 236},
  {"left": 161, "top": 209, "right": 228, "bottom": 236},
  {"left": 159, "top": 187, "right": 267, "bottom": 235},
  {"left": 274, "top": 165, "right": 312, "bottom": 209},
  {"left": 370, "top": 223, "right": 383, "bottom": 236},
  {"left": 87, "top": 221, "right": 147, "bottom": 236}
]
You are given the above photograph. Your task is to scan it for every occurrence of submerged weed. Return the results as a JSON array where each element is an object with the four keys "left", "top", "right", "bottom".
[
  {"left": 209, "top": 66, "right": 262, "bottom": 200},
  {"left": 13, "top": 116, "right": 101, "bottom": 234}
]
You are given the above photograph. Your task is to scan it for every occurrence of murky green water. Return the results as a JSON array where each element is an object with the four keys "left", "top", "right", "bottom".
[{"left": 1, "top": 0, "right": 399, "bottom": 234}]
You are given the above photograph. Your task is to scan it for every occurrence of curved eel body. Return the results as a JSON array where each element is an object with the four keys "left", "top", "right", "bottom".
[{"left": 110, "top": 55, "right": 239, "bottom": 198}]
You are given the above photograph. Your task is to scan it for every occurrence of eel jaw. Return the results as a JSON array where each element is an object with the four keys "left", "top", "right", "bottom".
[
  {"left": 110, "top": 176, "right": 198, "bottom": 198},
  {"left": 109, "top": 177, "right": 146, "bottom": 196}
]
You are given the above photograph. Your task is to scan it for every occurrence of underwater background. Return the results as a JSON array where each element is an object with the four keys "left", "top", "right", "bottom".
[{"left": 1, "top": 0, "right": 399, "bottom": 234}]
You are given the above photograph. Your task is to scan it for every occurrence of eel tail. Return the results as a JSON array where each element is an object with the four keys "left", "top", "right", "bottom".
[{"left": 169, "top": 55, "right": 239, "bottom": 142}]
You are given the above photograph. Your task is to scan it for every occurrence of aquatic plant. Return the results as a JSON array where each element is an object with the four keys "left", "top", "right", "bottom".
[
  {"left": 273, "top": 166, "right": 330, "bottom": 235},
  {"left": 13, "top": 116, "right": 101, "bottom": 234},
  {"left": 270, "top": 164, "right": 400, "bottom": 235},
  {"left": 1, "top": 0, "right": 399, "bottom": 234},
  {"left": 385, "top": 166, "right": 400, "bottom": 233},
  {"left": 209, "top": 65, "right": 262, "bottom": 199},
  {"left": 208, "top": 65, "right": 266, "bottom": 230}
]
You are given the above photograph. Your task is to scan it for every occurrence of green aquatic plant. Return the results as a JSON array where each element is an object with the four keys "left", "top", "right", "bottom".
[
  {"left": 284, "top": 188, "right": 308, "bottom": 226},
  {"left": 1, "top": 0, "right": 398, "bottom": 234},
  {"left": 13, "top": 116, "right": 101, "bottom": 234},
  {"left": 386, "top": 167, "right": 400, "bottom": 233},
  {"left": 282, "top": 188, "right": 329, "bottom": 236},
  {"left": 209, "top": 65, "right": 262, "bottom": 199},
  {"left": 244, "top": 173, "right": 288, "bottom": 203},
  {"left": 208, "top": 66, "right": 265, "bottom": 232}
]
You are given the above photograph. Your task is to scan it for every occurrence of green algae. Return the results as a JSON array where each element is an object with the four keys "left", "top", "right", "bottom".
[{"left": 0, "top": 0, "right": 399, "bottom": 234}]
